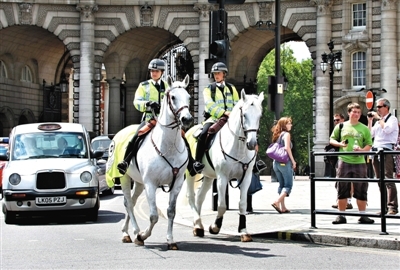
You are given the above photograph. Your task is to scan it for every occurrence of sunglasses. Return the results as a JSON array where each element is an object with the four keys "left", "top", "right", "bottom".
[
  {"left": 334, "top": 119, "right": 341, "bottom": 122},
  {"left": 376, "top": 105, "right": 386, "bottom": 109}
]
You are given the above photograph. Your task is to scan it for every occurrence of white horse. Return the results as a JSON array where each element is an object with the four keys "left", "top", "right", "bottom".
[
  {"left": 185, "top": 90, "right": 264, "bottom": 242},
  {"left": 107, "top": 75, "right": 192, "bottom": 250}
]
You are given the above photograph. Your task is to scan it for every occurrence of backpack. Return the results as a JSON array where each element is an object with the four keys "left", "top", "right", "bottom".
[
  {"left": 324, "top": 123, "right": 343, "bottom": 166},
  {"left": 203, "top": 82, "right": 233, "bottom": 119}
]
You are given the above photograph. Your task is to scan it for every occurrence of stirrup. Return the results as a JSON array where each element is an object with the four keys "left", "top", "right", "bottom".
[
  {"left": 193, "top": 161, "right": 205, "bottom": 173},
  {"left": 117, "top": 160, "right": 128, "bottom": 175},
  {"left": 253, "top": 160, "right": 267, "bottom": 173}
]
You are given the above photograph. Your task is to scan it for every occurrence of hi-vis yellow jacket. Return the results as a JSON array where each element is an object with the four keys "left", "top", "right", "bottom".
[
  {"left": 134, "top": 79, "right": 169, "bottom": 122},
  {"left": 203, "top": 83, "right": 239, "bottom": 123}
]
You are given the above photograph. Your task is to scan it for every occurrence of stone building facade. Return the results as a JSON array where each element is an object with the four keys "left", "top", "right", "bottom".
[{"left": 0, "top": 0, "right": 399, "bottom": 175}]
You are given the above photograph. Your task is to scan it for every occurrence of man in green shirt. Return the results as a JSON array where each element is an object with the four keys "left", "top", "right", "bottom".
[{"left": 329, "top": 102, "right": 374, "bottom": 224}]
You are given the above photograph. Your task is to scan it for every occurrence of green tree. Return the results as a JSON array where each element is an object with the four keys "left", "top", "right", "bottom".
[{"left": 256, "top": 45, "right": 314, "bottom": 174}]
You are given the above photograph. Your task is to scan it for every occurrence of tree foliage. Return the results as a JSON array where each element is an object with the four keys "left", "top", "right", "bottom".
[{"left": 256, "top": 45, "right": 314, "bottom": 174}]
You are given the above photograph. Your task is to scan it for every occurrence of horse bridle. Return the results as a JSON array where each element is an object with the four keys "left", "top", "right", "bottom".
[
  {"left": 220, "top": 106, "right": 258, "bottom": 188},
  {"left": 226, "top": 107, "right": 259, "bottom": 141},
  {"left": 151, "top": 86, "right": 189, "bottom": 192},
  {"left": 156, "top": 86, "right": 189, "bottom": 130}
]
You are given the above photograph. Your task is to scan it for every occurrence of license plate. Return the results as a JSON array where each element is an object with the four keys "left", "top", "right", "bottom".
[{"left": 36, "top": 196, "right": 66, "bottom": 205}]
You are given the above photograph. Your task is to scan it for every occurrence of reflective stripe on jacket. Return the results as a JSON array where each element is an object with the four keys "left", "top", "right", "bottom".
[
  {"left": 133, "top": 79, "right": 169, "bottom": 122},
  {"left": 203, "top": 84, "right": 239, "bottom": 123}
]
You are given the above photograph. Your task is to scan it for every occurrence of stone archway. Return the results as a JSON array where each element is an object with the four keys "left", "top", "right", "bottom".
[{"left": 0, "top": 107, "right": 15, "bottom": 136}]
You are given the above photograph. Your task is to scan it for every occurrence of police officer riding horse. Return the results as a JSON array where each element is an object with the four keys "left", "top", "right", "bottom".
[{"left": 117, "top": 58, "right": 204, "bottom": 175}]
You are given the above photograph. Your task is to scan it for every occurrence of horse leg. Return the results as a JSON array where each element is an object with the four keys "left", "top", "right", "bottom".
[
  {"left": 136, "top": 185, "right": 158, "bottom": 245},
  {"left": 238, "top": 181, "right": 252, "bottom": 242},
  {"left": 165, "top": 178, "right": 185, "bottom": 250},
  {"left": 209, "top": 178, "right": 227, "bottom": 235},
  {"left": 186, "top": 174, "right": 204, "bottom": 236},
  {"left": 121, "top": 176, "right": 144, "bottom": 244}
]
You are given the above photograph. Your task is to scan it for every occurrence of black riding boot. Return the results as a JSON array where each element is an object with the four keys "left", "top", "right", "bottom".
[
  {"left": 183, "top": 137, "right": 204, "bottom": 176},
  {"left": 189, "top": 131, "right": 208, "bottom": 176},
  {"left": 117, "top": 137, "right": 138, "bottom": 175}
]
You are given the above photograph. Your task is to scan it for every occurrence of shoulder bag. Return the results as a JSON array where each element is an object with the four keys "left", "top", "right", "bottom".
[{"left": 266, "top": 132, "right": 289, "bottom": 163}]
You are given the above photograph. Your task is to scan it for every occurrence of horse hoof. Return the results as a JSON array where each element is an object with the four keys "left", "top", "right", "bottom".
[
  {"left": 122, "top": 236, "right": 132, "bottom": 243},
  {"left": 168, "top": 243, "right": 179, "bottom": 250},
  {"left": 240, "top": 234, "right": 253, "bottom": 242},
  {"left": 193, "top": 228, "right": 204, "bottom": 237},
  {"left": 209, "top": 225, "right": 220, "bottom": 235},
  {"left": 134, "top": 236, "right": 144, "bottom": 246}
]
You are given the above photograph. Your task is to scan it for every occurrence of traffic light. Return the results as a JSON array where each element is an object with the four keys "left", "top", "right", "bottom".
[
  {"left": 205, "top": 9, "right": 229, "bottom": 73},
  {"left": 210, "top": 39, "right": 228, "bottom": 58}
]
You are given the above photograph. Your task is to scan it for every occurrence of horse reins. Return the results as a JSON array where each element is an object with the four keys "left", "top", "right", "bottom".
[
  {"left": 219, "top": 106, "right": 258, "bottom": 188},
  {"left": 150, "top": 86, "right": 189, "bottom": 192}
]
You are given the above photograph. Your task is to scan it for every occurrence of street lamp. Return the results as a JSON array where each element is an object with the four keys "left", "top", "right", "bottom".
[{"left": 320, "top": 40, "right": 342, "bottom": 134}]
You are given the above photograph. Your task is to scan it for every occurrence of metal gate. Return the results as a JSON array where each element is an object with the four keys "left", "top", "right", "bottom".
[{"left": 41, "top": 80, "right": 61, "bottom": 122}]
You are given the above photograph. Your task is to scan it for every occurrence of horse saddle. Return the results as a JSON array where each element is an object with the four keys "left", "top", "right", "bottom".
[{"left": 137, "top": 119, "right": 157, "bottom": 137}]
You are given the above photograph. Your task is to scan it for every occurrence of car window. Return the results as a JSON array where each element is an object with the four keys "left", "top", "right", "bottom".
[
  {"left": 12, "top": 132, "right": 88, "bottom": 160},
  {"left": 92, "top": 139, "right": 111, "bottom": 151}
]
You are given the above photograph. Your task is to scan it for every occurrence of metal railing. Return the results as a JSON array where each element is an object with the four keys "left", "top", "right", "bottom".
[{"left": 310, "top": 149, "right": 400, "bottom": 235}]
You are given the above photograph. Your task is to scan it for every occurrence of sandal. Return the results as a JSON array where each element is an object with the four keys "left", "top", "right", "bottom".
[
  {"left": 271, "top": 203, "right": 282, "bottom": 214},
  {"left": 282, "top": 210, "right": 291, "bottom": 213}
]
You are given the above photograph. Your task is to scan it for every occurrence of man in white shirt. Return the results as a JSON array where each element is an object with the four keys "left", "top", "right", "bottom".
[{"left": 368, "top": 98, "right": 399, "bottom": 215}]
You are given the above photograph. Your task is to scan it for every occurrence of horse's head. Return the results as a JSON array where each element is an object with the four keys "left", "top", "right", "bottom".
[
  {"left": 161, "top": 74, "right": 193, "bottom": 129},
  {"left": 236, "top": 89, "right": 264, "bottom": 150}
]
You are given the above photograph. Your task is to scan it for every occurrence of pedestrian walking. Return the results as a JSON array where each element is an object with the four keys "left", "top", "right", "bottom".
[
  {"left": 367, "top": 98, "right": 398, "bottom": 215},
  {"left": 329, "top": 102, "right": 374, "bottom": 224},
  {"left": 271, "top": 117, "right": 296, "bottom": 214}
]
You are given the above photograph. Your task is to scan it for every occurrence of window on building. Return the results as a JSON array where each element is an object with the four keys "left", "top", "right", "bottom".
[
  {"left": 21, "top": 65, "right": 33, "bottom": 82},
  {"left": 352, "top": 3, "right": 366, "bottom": 28},
  {"left": 352, "top": 51, "right": 366, "bottom": 88},
  {"left": 0, "top": 60, "right": 7, "bottom": 78}
]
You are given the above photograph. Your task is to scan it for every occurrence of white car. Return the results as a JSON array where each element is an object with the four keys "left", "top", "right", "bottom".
[{"left": 2, "top": 123, "right": 104, "bottom": 224}]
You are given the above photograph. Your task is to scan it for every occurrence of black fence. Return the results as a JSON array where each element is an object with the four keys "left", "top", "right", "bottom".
[{"left": 310, "top": 149, "right": 400, "bottom": 235}]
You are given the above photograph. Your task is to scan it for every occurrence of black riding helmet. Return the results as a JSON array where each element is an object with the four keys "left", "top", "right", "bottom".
[
  {"left": 211, "top": 62, "right": 228, "bottom": 74},
  {"left": 148, "top": 59, "right": 166, "bottom": 71}
]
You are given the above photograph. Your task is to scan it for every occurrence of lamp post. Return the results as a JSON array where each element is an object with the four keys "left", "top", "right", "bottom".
[{"left": 320, "top": 40, "right": 342, "bottom": 134}]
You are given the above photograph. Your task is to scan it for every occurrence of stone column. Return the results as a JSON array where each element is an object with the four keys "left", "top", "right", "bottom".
[
  {"left": 194, "top": 3, "right": 215, "bottom": 123},
  {"left": 76, "top": 1, "right": 98, "bottom": 131},
  {"left": 381, "top": 0, "right": 398, "bottom": 111},
  {"left": 106, "top": 78, "right": 122, "bottom": 134},
  {"left": 312, "top": 0, "right": 333, "bottom": 176}
]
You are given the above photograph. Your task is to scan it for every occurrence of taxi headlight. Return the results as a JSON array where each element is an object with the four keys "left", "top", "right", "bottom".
[
  {"left": 9, "top": 173, "right": 21, "bottom": 185},
  {"left": 80, "top": 171, "right": 92, "bottom": 183}
]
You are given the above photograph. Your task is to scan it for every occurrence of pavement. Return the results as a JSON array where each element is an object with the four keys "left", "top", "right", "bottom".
[{"left": 157, "top": 175, "right": 400, "bottom": 250}]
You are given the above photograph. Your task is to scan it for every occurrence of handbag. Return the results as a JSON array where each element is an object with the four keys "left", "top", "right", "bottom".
[
  {"left": 266, "top": 133, "right": 289, "bottom": 163},
  {"left": 247, "top": 172, "right": 263, "bottom": 195},
  {"left": 324, "top": 123, "right": 343, "bottom": 166}
]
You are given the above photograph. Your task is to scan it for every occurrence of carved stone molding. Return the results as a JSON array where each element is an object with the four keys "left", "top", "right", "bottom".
[
  {"left": 311, "top": 0, "right": 333, "bottom": 16},
  {"left": 76, "top": 4, "right": 98, "bottom": 21},
  {"left": 382, "top": 0, "right": 398, "bottom": 11},
  {"left": 342, "top": 30, "right": 369, "bottom": 52},
  {"left": 140, "top": 2, "right": 153, "bottom": 27},
  {"left": 18, "top": 3, "right": 32, "bottom": 25},
  {"left": 193, "top": 3, "right": 215, "bottom": 18},
  {"left": 258, "top": 2, "right": 273, "bottom": 21}
]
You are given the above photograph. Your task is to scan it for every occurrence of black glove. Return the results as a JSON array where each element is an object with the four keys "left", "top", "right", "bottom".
[{"left": 146, "top": 101, "right": 160, "bottom": 114}]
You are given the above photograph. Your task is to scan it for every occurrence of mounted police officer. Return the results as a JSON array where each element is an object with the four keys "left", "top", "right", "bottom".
[
  {"left": 117, "top": 58, "right": 204, "bottom": 175},
  {"left": 191, "top": 62, "right": 266, "bottom": 176}
]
